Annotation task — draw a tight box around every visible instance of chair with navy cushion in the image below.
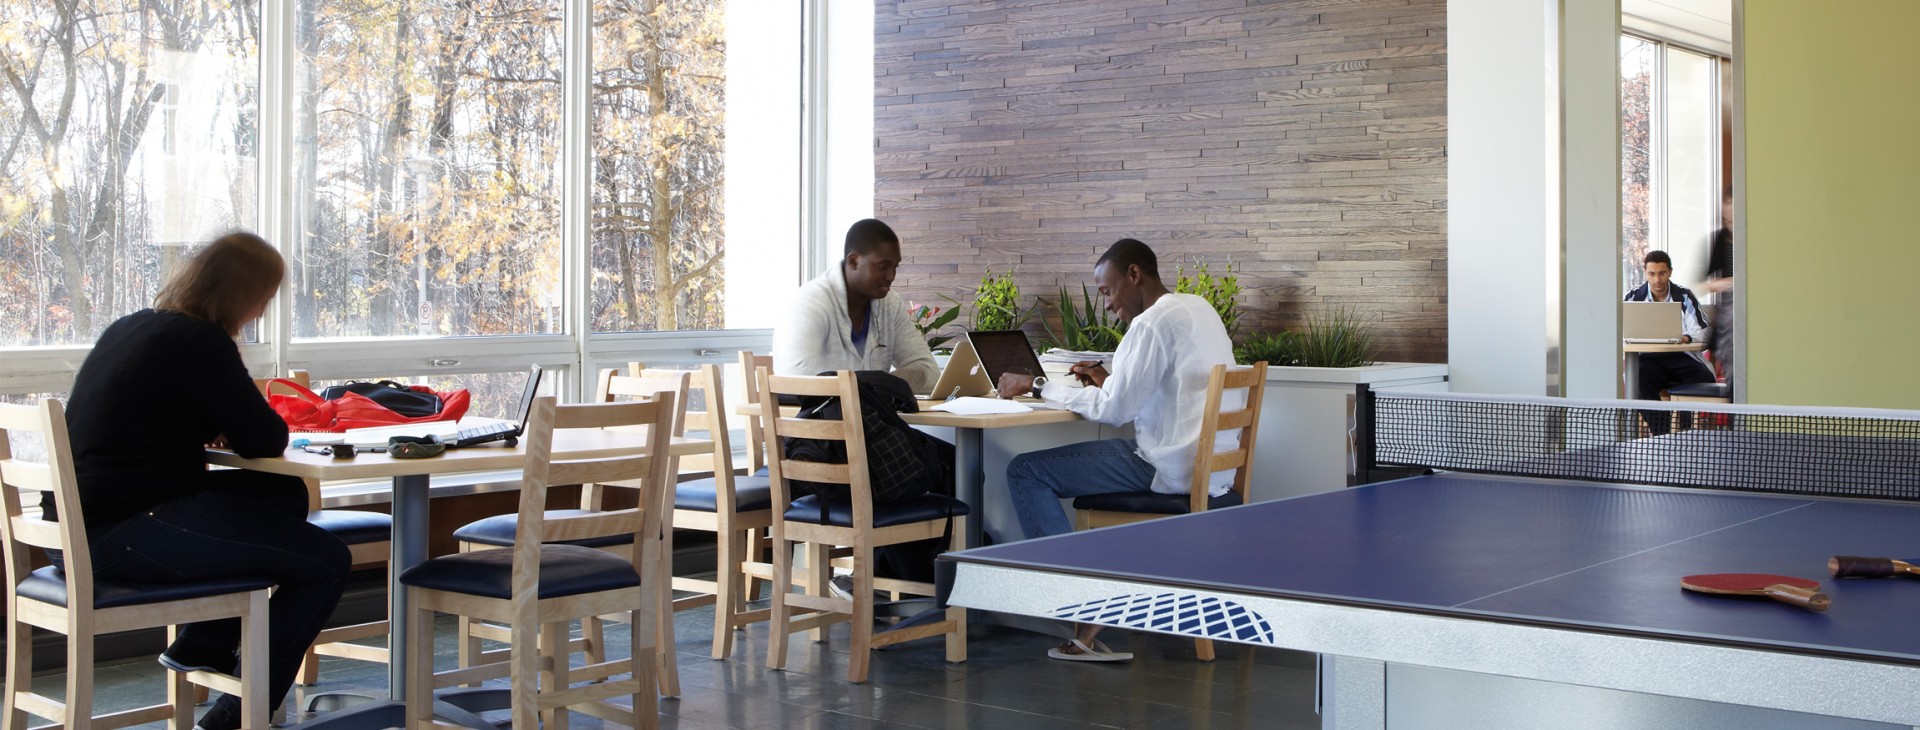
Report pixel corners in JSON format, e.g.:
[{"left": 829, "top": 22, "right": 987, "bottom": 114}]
[
  {"left": 1, "top": 400, "right": 272, "bottom": 730},
  {"left": 256, "top": 371, "right": 396, "bottom": 685},
  {"left": 643, "top": 363, "right": 777, "bottom": 660},
  {"left": 1071, "top": 361, "right": 1268, "bottom": 661},
  {"left": 758, "top": 369, "right": 968, "bottom": 683},
  {"left": 452, "top": 367, "right": 688, "bottom": 697},
  {"left": 400, "top": 394, "right": 674, "bottom": 729}
]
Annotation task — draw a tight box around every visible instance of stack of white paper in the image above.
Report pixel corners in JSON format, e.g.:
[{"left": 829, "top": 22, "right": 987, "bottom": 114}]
[{"left": 927, "top": 397, "right": 1033, "bottom": 416}]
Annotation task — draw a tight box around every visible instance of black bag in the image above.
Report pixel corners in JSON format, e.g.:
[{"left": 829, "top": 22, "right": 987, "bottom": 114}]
[
  {"left": 317, "top": 380, "right": 443, "bottom": 418},
  {"left": 782, "top": 370, "right": 950, "bottom": 506}
]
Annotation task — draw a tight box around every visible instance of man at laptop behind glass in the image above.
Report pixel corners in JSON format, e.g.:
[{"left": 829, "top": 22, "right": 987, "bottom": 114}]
[
  {"left": 1625, "top": 250, "right": 1717, "bottom": 429},
  {"left": 992, "top": 238, "right": 1239, "bottom": 662},
  {"left": 775, "top": 219, "right": 938, "bottom": 393}
]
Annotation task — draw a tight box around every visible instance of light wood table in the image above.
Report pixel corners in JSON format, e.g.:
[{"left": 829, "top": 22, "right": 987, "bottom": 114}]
[
  {"left": 206, "top": 428, "right": 690, "bottom": 729},
  {"left": 1622, "top": 341, "right": 1708, "bottom": 399}
]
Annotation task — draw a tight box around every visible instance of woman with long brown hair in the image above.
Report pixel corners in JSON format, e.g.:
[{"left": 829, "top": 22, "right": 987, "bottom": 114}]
[{"left": 52, "top": 231, "right": 349, "bottom": 730}]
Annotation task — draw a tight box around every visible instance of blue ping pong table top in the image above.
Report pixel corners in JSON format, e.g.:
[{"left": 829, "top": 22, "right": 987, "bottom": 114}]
[{"left": 946, "top": 473, "right": 1920, "bottom": 665}]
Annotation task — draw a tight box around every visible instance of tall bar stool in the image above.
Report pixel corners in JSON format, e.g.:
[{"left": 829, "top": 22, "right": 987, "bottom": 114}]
[{"left": 2, "top": 400, "right": 272, "bottom": 730}]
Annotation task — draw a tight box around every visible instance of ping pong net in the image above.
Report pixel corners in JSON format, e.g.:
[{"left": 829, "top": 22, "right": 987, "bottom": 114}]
[{"left": 1355, "top": 389, "right": 1920, "bottom": 501}]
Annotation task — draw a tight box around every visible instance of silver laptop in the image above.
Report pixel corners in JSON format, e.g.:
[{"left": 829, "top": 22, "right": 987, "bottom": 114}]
[
  {"left": 1622, "top": 301, "right": 1684, "bottom": 343},
  {"left": 928, "top": 330, "right": 1047, "bottom": 400}
]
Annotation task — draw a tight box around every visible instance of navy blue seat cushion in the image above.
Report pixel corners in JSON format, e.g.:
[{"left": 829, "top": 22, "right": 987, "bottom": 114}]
[
  {"left": 1668, "top": 382, "right": 1730, "bottom": 399},
  {"left": 17, "top": 566, "right": 272, "bottom": 610},
  {"left": 397, "top": 544, "right": 640, "bottom": 600},
  {"left": 306, "top": 509, "right": 393, "bottom": 545},
  {"left": 452, "top": 510, "right": 634, "bottom": 549},
  {"left": 676, "top": 473, "right": 772, "bottom": 513},
  {"left": 1071, "top": 490, "right": 1244, "bottom": 515},
  {"left": 784, "top": 493, "right": 970, "bottom": 528}
]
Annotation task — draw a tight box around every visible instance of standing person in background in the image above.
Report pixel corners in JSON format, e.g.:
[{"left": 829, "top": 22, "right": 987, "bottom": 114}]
[
  {"left": 51, "top": 232, "right": 351, "bottom": 730},
  {"left": 1700, "top": 192, "right": 1736, "bottom": 385}
]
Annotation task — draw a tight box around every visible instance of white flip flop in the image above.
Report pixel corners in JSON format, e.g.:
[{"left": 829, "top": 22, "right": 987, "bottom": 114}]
[{"left": 1047, "top": 638, "right": 1132, "bottom": 662}]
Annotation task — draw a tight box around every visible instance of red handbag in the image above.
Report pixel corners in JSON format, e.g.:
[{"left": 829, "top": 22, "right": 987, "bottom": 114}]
[{"left": 266, "top": 379, "right": 471, "bottom": 433}]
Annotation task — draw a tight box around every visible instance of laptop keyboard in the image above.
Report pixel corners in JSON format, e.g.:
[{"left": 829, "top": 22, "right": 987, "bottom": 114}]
[{"left": 453, "top": 421, "right": 518, "bottom": 447}]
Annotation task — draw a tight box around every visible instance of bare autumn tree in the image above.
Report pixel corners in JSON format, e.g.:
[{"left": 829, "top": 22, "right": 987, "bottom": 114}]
[
  {"left": 1621, "top": 38, "right": 1654, "bottom": 291},
  {"left": 590, "top": 0, "right": 725, "bottom": 332},
  {"left": 292, "top": 0, "right": 561, "bottom": 338},
  {"left": 0, "top": 0, "right": 254, "bottom": 346}
]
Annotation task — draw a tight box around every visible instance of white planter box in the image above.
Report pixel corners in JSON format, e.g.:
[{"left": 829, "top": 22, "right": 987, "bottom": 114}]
[{"left": 1249, "top": 362, "right": 1448, "bottom": 502}]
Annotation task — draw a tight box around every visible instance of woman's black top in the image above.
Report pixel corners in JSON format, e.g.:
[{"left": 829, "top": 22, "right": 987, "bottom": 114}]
[{"left": 50, "top": 309, "right": 289, "bottom": 529}]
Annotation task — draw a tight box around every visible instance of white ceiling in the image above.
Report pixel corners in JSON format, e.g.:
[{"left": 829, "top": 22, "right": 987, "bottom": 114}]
[{"left": 1623, "top": 0, "right": 1733, "bottom": 55}]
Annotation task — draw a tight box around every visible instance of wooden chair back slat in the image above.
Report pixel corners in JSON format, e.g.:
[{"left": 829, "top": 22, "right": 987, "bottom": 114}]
[
  {"left": 737, "top": 352, "right": 774, "bottom": 474},
  {"left": 541, "top": 509, "right": 643, "bottom": 543},
  {"left": 770, "top": 417, "right": 846, "bottom": 441},
  {"left": 773, "top": 460, "right": 850, "bottom": 485}
]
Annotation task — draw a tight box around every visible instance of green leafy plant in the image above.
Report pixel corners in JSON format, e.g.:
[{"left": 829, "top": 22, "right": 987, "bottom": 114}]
[
  {"left": 1235, "top": 330, "right": 1298, "bottom": 367},
  {"left": 972, "top": 267, "right": 1023, "bottom": 332},
  {"left": 909, "top": 301, "right": 962, "bottom": 351},
  {"left": 1175, "top": 260, "right": 1242, "bottom": 339},
  {"left": 1043, "top": 283, "right": 1128, "bottom": 352},
  {"left": 1290, "top": 307, "right": 1380, "bottom": 368}
]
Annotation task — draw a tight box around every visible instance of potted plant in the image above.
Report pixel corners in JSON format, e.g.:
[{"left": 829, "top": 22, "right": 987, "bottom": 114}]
[{"left": 1238, "top": 307, "right": 1447, "bottom": 502}]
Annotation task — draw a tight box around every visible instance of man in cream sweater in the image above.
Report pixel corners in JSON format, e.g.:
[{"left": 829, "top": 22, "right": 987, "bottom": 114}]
[{"left": 774, "top": 219, "right": 938, "bottom": 393}]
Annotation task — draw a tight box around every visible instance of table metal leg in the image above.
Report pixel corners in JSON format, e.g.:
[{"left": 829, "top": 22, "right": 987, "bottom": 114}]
[
  {"left": 955, "top": 427, "right": 984, "bottom": 548},
  {"left": 389, "top": 473, "right": 430, "bottom": 698}
]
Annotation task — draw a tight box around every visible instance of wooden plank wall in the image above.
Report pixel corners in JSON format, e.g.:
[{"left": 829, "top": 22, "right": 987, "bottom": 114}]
[{"left": 875, "top": 0, "right": 1448, "bottom": 363}]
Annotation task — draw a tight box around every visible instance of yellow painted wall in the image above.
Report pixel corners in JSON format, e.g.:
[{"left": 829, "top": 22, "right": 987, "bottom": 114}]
[{"left": 1744, "top": 1, "right": 1920, "bottom": 407}]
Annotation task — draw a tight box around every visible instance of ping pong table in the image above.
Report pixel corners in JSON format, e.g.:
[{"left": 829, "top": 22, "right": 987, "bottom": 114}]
[{"left": 944, "top": 391, "right": 1920, "bottom": 729}]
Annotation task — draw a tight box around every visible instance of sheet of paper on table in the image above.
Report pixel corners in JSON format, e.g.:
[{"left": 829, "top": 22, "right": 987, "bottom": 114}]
[{"left": 928, "top": 397, "right": 1033, "bottom": 416}]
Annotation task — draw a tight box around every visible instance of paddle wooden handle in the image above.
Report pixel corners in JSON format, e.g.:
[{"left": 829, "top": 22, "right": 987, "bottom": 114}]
[
  {"left": 1830, "top": 555, "right": 1919, "bottom": 578},
  {"left": 1764, "top": 583, "right": 1832, "bottom": 611}
]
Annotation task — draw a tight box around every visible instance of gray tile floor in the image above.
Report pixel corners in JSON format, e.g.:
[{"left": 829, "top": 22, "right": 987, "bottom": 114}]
[{"left": 30, "top": 598, "right": 1320, "bottom": 729}]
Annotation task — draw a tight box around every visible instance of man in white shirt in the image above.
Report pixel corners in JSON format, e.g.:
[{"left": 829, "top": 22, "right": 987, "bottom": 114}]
[
  {"left": 994, "top": 238, "right": 1241, "bottom": 661},
  {"left": 775, "top": 219, "right": 938, "bottom": 393}
]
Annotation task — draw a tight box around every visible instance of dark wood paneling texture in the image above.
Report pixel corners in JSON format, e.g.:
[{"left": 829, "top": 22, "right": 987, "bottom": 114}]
[{"left": 875, "top": 0, "right": 1447, "bottom": 363}]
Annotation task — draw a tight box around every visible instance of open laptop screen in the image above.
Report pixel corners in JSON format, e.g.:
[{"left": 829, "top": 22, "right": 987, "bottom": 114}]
[
  {"left": 508, "top": 364, "right": 545, "bottom": 435},
  {"left": 966, "top": 330, "right": 1046, "bottom": 382}
]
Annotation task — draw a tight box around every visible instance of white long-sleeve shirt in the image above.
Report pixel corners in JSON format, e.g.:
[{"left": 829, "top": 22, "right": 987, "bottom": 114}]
[
  {"left": 1038, "top": 293, "right": 1243, "bottom": 496},
  {"left": 774, "top": 264, "right": 939, "bottom": 393}
]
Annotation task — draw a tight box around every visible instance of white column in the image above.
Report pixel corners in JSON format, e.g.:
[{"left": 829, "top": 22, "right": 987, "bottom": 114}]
[
  {"left": 1561, "top": 0, "right": 1624, "bottom": 399},
  {"left": 1446, "top": 0, "right": 1559, "bottom": 396}
]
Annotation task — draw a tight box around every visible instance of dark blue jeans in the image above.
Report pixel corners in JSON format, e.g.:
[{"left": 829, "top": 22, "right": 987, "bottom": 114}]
[
  {"left": 63, "top": 470, "right": 351, "bottom": 728},
  {"left": 1007, "top": 439, "right": 1158, "bottom": 539}
]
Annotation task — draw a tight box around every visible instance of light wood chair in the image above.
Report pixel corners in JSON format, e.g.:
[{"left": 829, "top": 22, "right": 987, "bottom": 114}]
[
  {"left": 400, "top": 395, "right": 674, "bottom": 730},
  {"left": 1, "top": 400, "right": 272, "bottom": 730},
  {"left": 737, "top": 351, "right": 774, "bottom": 476},
  {"left": 452, "top": 368, "right": 689, "bottom": 698},
  {"left": 255, "top": 370, "right": 395, "bottom": 685},
  {"left": 758, "top": 369, "right": 968, "bottom": 683},
  {"left": 1071, "top": 361, "right": 1269, "bottom": 661},
  {"left": 613, "top": 363, "right": 777, "bottom": 660}
]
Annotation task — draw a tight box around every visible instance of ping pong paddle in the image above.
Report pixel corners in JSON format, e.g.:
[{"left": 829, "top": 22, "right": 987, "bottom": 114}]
[
  {"left": 1829, "top": 556, "right": 1920, "bottom": 579},
  {"left": 1680, "top": 573, "right": 1831, "bottom": 611}
]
